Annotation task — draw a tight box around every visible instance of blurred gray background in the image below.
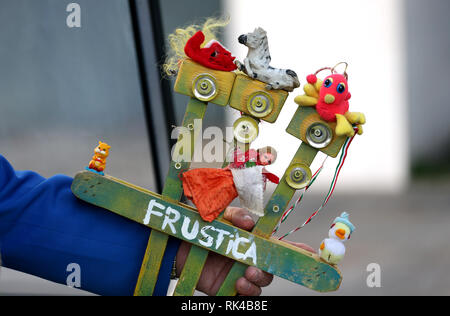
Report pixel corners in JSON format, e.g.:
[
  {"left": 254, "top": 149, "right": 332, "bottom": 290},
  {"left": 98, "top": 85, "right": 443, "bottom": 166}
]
[{"left": 0, "top": 0, "right": 449, "bottom": 295}]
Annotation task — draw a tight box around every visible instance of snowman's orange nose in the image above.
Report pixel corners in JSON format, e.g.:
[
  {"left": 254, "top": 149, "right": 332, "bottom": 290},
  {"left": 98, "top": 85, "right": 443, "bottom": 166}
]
[
  {"left": 335, "top": 228, "right": 346, "bottom": 240},
  {"left": 324, "top": 94, "right": 335, "bottom": 104}
]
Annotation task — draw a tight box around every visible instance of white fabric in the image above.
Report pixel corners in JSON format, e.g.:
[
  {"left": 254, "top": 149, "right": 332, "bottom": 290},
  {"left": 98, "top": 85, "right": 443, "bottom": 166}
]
[
  {"left": 323, "top": 238, "right": 346, "bottom": 256},
  {"left": 230, "top": 166, "right": 265, "bottom": 216}
]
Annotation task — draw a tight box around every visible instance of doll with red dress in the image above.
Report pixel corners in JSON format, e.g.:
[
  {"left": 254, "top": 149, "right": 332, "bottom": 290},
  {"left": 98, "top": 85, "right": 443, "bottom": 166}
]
[{"left": 182, "top": 146, "right": 279, "bottom": 222}]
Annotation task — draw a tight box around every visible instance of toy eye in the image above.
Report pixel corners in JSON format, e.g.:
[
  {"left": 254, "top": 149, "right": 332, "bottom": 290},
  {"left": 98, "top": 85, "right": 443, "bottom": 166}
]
[
  {"left": 324, "top": 78, "right": 333, "bottom": 88},
  {"left": 337, "top": 83, "right": 346, "bottom": 94},
  {"left": 330, "top": 223, "right": 335, "bottom": 229}
]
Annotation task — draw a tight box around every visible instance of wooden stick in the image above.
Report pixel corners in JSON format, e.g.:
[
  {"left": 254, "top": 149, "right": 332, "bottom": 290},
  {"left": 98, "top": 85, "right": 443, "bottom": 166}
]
[
  {"left": 172, "top": 139, "right": 249, "bottom": 295},
  {"left": 134, "top": 97, "right": 207, "bottom": 295}
]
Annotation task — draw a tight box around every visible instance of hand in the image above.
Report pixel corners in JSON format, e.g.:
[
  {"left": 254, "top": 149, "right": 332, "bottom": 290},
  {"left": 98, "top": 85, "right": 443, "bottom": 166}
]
[{"left": 175, "top": 207, "right": 315, "bottom": 296}]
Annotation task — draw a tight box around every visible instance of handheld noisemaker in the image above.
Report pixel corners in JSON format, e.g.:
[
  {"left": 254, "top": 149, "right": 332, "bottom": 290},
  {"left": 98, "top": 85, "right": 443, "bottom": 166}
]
[{"left": 71, "top": 18, "right": 366, "bottom": 295}]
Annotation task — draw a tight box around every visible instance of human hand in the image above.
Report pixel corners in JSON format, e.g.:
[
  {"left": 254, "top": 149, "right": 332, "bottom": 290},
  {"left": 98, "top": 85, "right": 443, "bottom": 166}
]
[{"left": 175, "top": 207, "right": 315, "bottom": 296}]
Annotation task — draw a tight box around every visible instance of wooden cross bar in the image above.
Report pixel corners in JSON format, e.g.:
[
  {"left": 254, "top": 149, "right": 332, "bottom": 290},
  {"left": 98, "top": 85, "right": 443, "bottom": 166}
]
[{"left": 71, "top": 171, "right": 342, "bottom": 292}]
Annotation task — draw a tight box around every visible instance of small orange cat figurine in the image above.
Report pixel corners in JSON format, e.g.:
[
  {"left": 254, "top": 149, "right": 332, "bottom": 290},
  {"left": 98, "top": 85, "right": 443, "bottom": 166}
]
[{"left": 87, "top": 141, "right": 111, "bottom": 175}]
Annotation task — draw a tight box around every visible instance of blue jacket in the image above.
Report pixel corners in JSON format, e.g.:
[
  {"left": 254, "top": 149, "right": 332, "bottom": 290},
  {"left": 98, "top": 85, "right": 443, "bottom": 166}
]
[{"left": 0, "top": 155, "right": 179, "bottom": 295}]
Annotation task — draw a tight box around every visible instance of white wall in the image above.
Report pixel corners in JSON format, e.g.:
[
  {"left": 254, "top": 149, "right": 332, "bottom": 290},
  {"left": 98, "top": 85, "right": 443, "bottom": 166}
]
[{"left": 224, "top": 0, "right": 409, "bottom": 193}]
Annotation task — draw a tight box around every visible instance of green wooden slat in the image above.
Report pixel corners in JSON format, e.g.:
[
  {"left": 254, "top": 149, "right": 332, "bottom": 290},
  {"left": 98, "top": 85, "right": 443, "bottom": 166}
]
[
  {"left": 172, "top": 143, "right": 239, "bottom": 295},
  {"left": 173, "top": 245, "right": 208, "bottom": 296},
  {"left": 286, "top": 106, "right": 346, "bottom": 158},
  {"left": 216, "top": 142, "right": 318, "bottom": 295},
  {"left": 134, "top": 97, "right": 207, "bottom": 296},
  {"left": 71, "top": 171, "right": 342, "bottom": 292},
  {"left": 134, "top": 232, "right": 169, "bottom": 296},
  {"left": 254, "top": 143, "right": 318, "bottom": 238}
]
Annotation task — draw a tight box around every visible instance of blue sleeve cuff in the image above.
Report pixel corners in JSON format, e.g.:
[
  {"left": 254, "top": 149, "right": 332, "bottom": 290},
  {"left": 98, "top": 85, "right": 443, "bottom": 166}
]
[{"left": 0, "top": 154, "right": 180, "bottom": 296}]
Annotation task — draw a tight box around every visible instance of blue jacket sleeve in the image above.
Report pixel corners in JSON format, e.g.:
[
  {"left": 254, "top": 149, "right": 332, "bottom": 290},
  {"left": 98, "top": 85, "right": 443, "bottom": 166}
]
[{"left": 0, "top": 155, "right": 180, "bottom": 296}]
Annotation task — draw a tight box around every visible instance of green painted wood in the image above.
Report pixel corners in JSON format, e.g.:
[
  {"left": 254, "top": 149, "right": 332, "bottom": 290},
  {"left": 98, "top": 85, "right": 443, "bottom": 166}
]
[
  {"left": 216, "top": 142, "right": 318, "bottom": 295},
  {"left": 173, "top": 59, "right": 236, "bottom": 106},
  {"left": 254, "top": 142, "right": 318, "bottom": 238},
  {"left": 172, "top": 144, "right": 237, "bottom": 295},
  {"left": 162, "top": 97, "right": 208, "bottom": 200},
  {"left": 71, "top": 171, "right": 342, "bottom": 292},
  {"left": 286, "top": 106, "right": 346, "bottom": 158},
  {"left": 134, "top": 97, "right": 207, "bottom": 295},
  {"left": 173, "top": 141, "right": 239, "bottom": 296},
  {"left": 215, "top": 262, "right": 246, "bottom": 296},
  {"left": 134, "top": 232, "right": 169, "bottom": 296},
  {"left": 173, "top": 245, "right": 208, "bottom": 296},
  {"left": 228, "top": 74, "right": 288, "bottom": 123}
]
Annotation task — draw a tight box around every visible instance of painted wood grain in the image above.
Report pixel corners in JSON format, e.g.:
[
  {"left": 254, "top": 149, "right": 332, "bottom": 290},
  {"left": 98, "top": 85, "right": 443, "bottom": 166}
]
[
  {"left": 174, "top": 59, "right": 236, "bottom": 106},
  {"left": 134, "top": 97, "right": 207, "bottom": 295},
  {"left": 228, "top": 74, "right": 288, "bottom": 123},
  {"left": 286, "top": 106, "right": 346, "bottom": 158}
]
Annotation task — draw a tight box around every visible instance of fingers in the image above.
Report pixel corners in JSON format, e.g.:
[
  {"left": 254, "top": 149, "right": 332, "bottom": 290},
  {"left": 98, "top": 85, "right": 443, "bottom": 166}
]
[
  {"left": 235, "top": 277, "right": 262, "bottom": 296},
  {"left": 245, "top": 266, "right": 273, "bottom": 287},
  {"left": 283, "top": 240, "right": 317, "bottom": 254},
  {"left": 223, "top": 207, "right": 255, "bottom": 231},
  {"left": 235, "top": 266, "right": 274, "bottom": 296}
]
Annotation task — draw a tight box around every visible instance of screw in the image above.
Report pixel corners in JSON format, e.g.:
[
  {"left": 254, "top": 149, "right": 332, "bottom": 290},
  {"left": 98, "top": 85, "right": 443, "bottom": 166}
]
[{"left": 314, "top": 128, "right": 322, "bottom": 137}]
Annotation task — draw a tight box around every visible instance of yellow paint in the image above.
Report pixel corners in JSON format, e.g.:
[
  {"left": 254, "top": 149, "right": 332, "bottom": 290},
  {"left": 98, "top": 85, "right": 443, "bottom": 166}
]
[
  {"left": 174, "top": 59, "right": 236, "bottom": 106},
  {"left": 229, "top": 74, "right": 288, "bottom": 123}
]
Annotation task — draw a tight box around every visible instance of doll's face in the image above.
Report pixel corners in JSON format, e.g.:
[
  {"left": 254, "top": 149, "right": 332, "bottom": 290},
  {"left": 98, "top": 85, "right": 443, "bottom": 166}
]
[{"left": 258, "top": 152, "right": 276, "bottom": 166}]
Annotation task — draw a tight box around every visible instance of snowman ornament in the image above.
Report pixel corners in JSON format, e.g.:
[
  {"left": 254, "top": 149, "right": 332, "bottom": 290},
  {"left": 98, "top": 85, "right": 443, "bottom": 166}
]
[{"left": 319, "top": 212, "right": 355, "bottom": 265}]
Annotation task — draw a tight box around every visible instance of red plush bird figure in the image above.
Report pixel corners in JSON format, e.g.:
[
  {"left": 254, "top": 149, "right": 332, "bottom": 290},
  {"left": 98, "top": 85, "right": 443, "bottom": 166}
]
[
  {"left": 315, "top": 73, "right": 350, "bottom": 122},
  {"left": 295, "top": 66, "right": 366, "bottom": 137},
  {"left": 184, "top": 30, "right": 237, "bottom": 72}
]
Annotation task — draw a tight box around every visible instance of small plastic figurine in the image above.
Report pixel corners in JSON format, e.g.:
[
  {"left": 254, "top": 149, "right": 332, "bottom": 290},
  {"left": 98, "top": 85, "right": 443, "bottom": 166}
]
[
  {"left": 182, "top": 146, "right": 279, "bottom": 222},
  {"left": 318, "top": 212, "right": 355, "bottom": 265},
  {"left": 295, "top": 64, "right": 366, "bottom": 137},
  {"left": 234, "top": 27, "right": 300, "bottom": 92},
  {"left": 86, "top": 141, "right": 111, "bottom": 175}
]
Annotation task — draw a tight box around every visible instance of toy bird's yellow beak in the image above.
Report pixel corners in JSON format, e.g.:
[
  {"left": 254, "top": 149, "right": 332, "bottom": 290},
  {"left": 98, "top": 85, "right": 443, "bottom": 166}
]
[{"left": 324, "top": 94, "right": 335, "bottom": 104}]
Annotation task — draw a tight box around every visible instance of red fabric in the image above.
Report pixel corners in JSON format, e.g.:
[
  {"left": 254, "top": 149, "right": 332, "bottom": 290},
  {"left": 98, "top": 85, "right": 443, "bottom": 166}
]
[
  {"left": 182, "top": 168, "right": 238, "bottom": 222},
  {"left": 307, "top": 74, "right": 317, "bottom": 84},
  {"left": 316, "top": 73, "right": 351, "bottom": 122},
  {"left": 184, "top": 31, "right": 237, "bottom": 72},
  {"left": 263, "top": 172, "right": 279, "bottom": 184},
  {"left": 229, "top": 149, "right": 258, "bottom": 169}
]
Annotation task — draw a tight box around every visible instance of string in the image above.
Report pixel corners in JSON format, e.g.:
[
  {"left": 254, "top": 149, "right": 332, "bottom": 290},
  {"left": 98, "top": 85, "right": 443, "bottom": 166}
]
[
  {"left": 271, "top": 156, "right": 328, "bottom": 235},
  {"left": 278, "top": 127, "right": 358, "bottom": 240}
]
